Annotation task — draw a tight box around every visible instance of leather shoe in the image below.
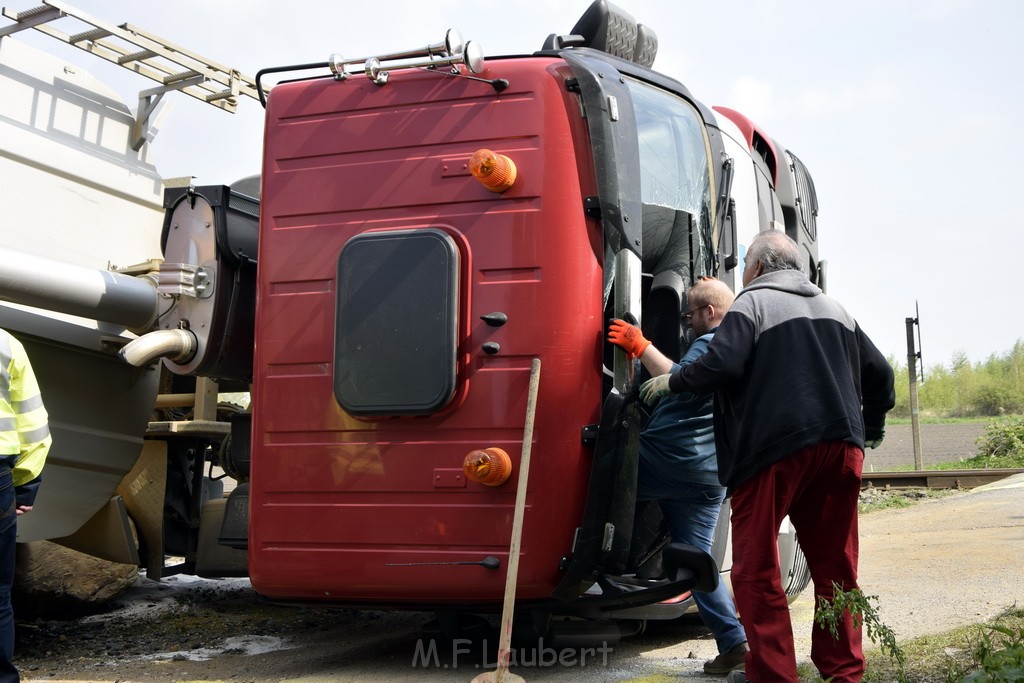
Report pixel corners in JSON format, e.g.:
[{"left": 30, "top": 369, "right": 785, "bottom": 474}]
[{"left": 704, "top": 641, "right": 749, "bottom": 674}]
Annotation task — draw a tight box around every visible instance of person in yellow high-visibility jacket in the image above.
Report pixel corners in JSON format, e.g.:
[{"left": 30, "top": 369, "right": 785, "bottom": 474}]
[{"left": 0, "top": 329, "right": 51, "bottom": 683}]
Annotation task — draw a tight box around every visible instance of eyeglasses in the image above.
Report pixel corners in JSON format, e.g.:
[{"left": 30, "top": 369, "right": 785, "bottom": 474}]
[{"left": 683, "top": 304, "right": 708, "bottom": 320}]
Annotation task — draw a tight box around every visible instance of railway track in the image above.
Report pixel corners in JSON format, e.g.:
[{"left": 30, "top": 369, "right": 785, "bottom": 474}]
[{"left": 861, "top": 468, "right": 1024, "bottom": 490}]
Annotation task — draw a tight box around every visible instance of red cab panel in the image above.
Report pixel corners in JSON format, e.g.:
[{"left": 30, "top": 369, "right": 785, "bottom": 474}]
[{"left": 250, "top": 58, "right": 603, "bottom": 604}]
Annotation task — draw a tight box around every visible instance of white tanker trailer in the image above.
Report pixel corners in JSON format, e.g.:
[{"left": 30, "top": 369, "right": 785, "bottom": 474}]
[{"left": 0, "top": 3, "right": 258, "bottom": 587}]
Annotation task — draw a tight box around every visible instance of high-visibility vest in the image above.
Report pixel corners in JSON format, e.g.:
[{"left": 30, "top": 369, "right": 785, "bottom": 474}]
[{"left": 0, "top": 329, "right": 51, "bottom": 486}]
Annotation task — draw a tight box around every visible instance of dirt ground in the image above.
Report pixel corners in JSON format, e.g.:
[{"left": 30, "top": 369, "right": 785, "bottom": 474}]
[
  {"left": 863, "top": 421, "right": 987, "bottom": 471},
  {"left": 12, "top": 473, "right": 1024, "bottom": 682}
]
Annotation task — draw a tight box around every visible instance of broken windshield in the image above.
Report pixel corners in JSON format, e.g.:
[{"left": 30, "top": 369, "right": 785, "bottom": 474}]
[{"left": 625, "top": 79, "right": 711, "bottom": 222}]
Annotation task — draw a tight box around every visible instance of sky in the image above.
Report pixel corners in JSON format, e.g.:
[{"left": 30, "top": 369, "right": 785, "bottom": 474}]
[{"left": 4, "top": 0, "right": 1022, "bottom": 367}]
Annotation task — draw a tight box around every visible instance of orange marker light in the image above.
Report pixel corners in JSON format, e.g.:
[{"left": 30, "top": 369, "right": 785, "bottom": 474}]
[
  {"left": 469, "top": 149, "right": 517, "bottom": 192},
  {"left": 463, "top": 447, "right": 513, "bottom": 486}
]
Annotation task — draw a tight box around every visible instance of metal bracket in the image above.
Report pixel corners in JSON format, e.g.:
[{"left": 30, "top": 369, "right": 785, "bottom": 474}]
[{"left": 132, "top": 75, "right": 205, "bottom": 150}]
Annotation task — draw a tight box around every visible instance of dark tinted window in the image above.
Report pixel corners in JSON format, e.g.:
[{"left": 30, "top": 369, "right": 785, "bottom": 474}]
[{"left": 334, "top": 229, "right": 459, "bottom": 415}]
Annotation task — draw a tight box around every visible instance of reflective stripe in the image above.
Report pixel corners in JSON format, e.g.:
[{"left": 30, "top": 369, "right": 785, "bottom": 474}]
[
  {"left": 0, "top": 331, "right": 50, "bottom": 486},
  {"left": 0, "top": 332, "right": 10, "bottom": 403},
  {"left": 12, "top": 393, "right": 44, "bottom": 413},
  {"left": 19, "top": 424, "right": 50, "bottom": 444}
]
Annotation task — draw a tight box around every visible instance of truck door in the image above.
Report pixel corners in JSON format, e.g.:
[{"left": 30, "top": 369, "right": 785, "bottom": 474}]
[{"left": 552, "top": 51, "right": 721, "bottom": 606}]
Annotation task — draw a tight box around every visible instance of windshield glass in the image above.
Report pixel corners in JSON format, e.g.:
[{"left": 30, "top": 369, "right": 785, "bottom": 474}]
[{"left": 626, "top": 79, "right": 711, "bottom": 220}]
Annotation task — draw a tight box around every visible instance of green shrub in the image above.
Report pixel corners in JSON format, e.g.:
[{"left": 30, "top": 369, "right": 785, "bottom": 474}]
[
  {"left": 970, "top": 383, "right": 1023, "bottom": 417},
  {"left": 815, "top": 583, "right": 907, "bottom": 683},
  {"left": 974, "top": 418, "right": 1024, "bottom": 460},
  {"left": 888, "top": 340, "right": 1024, "bottom": 419},
  {"left": 959, "top": 623, "right": 1024, "bottom": 682}
]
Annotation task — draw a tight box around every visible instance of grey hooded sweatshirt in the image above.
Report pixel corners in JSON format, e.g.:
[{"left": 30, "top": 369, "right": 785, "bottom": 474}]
[{"left": 668, "top": 269, "right": 895, "bottom": 490}]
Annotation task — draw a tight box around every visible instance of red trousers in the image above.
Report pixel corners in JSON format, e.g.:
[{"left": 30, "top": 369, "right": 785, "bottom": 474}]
[{"left": 730, "top": 441, "right": 865, "bottom": 682}]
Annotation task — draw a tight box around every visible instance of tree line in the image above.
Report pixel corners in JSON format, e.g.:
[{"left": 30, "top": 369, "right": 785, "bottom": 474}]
[{"left": 888, "top": 340, "right": 1024, "bottom": 419}]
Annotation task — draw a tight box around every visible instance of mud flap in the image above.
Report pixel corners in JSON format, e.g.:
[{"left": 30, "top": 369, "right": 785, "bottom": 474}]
[
  {"left": 196, "top": 497, "right": 248, "bottom": 577},
  {"left": 116, "top": 439, "right": 168, "bottom": 577},
  {"left": 50, "top": 496, "right": 139, "bottom": 566}
]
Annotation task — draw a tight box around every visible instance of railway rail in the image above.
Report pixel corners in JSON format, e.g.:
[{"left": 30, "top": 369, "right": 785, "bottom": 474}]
[{"left": 861, "top": 468, "right": 1024, "bottom": 490}]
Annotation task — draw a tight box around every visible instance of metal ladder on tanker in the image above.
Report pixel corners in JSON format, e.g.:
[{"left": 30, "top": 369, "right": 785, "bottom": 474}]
[{"left": 0, "top": 0, "right": 259, "bottom": 149}]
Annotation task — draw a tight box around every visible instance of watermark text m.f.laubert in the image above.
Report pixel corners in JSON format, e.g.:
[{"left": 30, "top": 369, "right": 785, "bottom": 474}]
[{"left": 411, "top": 637, "right": 613, "bottom": 669}]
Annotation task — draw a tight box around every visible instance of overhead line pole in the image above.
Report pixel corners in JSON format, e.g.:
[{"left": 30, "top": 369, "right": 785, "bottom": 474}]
[{"left": 906, "top": 316, "right": 924, "bottom": 470}]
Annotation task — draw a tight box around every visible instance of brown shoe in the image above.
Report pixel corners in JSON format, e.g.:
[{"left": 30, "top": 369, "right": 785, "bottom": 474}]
[{"left": 704, "top": 641, "right": 749, "bottom": 675}]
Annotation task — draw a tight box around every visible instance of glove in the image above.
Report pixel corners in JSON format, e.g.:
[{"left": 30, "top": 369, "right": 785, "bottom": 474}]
[
  {"left": 864, "top": 427, "right": 884, "bottom": 450},
  {"left": 639, "top": 374, "right": 673, "bottom": 405},
  {"left": 607, "top": 319, "right": 651, "bottom": 358}
]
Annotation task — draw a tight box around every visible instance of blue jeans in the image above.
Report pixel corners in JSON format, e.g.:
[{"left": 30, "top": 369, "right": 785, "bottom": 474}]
[
  {"left": 0, "top": 468, "right": 17, "bottom": 682},
  {"left": 638, "top": 465, "right": 746, "bottom": 654}
]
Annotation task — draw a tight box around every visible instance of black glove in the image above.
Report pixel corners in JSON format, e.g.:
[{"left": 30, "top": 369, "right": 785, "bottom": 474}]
[{"left": 864, "top": 426, "right": 884, "bottom": 450}]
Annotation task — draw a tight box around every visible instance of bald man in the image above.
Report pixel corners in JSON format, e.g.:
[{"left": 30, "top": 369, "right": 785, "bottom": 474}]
[{"left": 608, "top": 277, "right": 747, "bottom": 676}]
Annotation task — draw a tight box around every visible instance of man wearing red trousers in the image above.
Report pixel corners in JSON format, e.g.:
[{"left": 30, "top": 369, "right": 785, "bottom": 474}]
[{"left": 640, "top": 230, "right": 895, "bottom": 682}]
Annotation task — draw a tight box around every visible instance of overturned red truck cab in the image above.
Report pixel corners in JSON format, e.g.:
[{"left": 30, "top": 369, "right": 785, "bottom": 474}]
[{"left": 137, "top": 0, "right": 822, "bottom": 635}]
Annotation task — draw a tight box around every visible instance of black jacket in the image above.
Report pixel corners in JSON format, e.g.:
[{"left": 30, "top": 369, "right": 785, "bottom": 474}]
[{"left": 669, "top": 270, "right": 895, "bottom": 490}]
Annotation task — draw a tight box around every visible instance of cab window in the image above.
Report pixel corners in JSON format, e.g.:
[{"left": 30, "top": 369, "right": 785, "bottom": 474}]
[{"left": 626, "top": 80, "right": 712, "bottom": 230}]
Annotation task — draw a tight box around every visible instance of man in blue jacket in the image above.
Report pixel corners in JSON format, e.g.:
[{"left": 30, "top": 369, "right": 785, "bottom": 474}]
[
  {"left": 641, "top": 231, "right": 894, "bottom": 683},
  {"left": 608, "top": 277, "right": 747, "bottom": 676}
]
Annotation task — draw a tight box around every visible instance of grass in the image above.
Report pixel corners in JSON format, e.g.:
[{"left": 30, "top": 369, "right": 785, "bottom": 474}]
[
  {"left": 860, "top": 607, "right": 1024, "bottom": 682},
  {"left": 816, "top": 584, "right": 908, "bottom": 682},
  {"left": 795, "top": 607, "right": 1024, "bottom": 681},
  {"left": 886, "top": 416, "right": 1000, "bottom": 426},
  {"left": 927, "top": 452, "right": 1024, "bottom": 470},
  {"left": 858, "top": 488, "right": 960, "bottom": 515},
  {"left": 883, "top": 451, "right": 1024, "bottom": 473}
]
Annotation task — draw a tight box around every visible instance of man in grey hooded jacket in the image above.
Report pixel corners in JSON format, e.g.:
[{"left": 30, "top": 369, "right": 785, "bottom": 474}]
[{"left": 640, "top": 230, "right": 895, "bottom": 683}]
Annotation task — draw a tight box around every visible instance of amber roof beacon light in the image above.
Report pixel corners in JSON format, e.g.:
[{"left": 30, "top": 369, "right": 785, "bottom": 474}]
[
  {"left": 469, "top": 149, "right": 517, "bottom": 192},
  {"left": 463, "top": 447, "right": 513, "bottom": 486}
]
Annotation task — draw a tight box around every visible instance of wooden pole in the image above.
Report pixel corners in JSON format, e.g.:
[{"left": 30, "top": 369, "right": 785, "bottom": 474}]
[{"left": 473, "top": 358, "right": 541, "bottom": 683}]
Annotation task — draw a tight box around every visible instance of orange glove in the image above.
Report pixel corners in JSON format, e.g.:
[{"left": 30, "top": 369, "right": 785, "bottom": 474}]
[{"left": 607, "top": 319, "right": 652, "bottom": 357}]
